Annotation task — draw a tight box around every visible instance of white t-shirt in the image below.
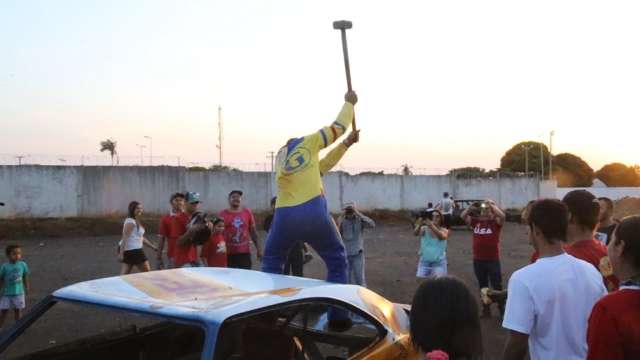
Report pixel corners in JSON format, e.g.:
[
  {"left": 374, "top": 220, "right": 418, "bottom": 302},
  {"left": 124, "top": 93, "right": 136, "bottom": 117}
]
[
  {"left": 121, "top": 218, "right": 145, "bottom": 251},
  {"left": 439, "top": 198, "right": 454, "bottom": 215},
  {"left": 502, "top": 253, "right": 607, "bottom": 360}
]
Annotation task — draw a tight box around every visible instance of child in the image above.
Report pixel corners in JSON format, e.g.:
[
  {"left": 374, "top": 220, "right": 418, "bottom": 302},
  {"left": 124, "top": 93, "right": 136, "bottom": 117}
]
[
  {"left": 410, "top": 276, "right": 483, "bottom": 360},
  {"left": 0, "top": 245, "right": 30, "bottom": 328},
  {"left": 587, "top": 215, "right": 640, "bottom": 359},
  {"left": 201, "top": 218, "right": 228, "bottom": 267}
]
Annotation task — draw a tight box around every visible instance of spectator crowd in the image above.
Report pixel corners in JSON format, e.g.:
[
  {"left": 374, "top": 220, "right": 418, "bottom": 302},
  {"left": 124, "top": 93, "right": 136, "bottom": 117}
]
[{"left": 2, "top": 187, "right": 638, "bottom": 359}]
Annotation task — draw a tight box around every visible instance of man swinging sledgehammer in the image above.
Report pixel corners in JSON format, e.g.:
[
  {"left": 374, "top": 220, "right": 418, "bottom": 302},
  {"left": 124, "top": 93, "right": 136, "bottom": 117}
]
[{"left": 261, "top": 91, "right": 359, "bottom": 286}]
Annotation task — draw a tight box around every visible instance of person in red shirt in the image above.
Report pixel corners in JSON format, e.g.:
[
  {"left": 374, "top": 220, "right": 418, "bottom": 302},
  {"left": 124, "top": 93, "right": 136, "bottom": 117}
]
[
  {"left": 158, "top": 192, "right": 186, "bottom": 269},
  {"left": 587, "top": 215, "right": 640, "bottom": 360},
  {"left": 174, "top": 192, "right": 200, "bottom": 268},
  {"left": 219, "top": 190, "right": 261, "bottom": 270},
  {"left": 201, "top": 217, "right": 227, "bottom": 267},
  {"left": 461, "top": 199, "right": 506, "bottom": 317},
  {"left": 563, "top": 190, "right": 619, "bottom": 291}
]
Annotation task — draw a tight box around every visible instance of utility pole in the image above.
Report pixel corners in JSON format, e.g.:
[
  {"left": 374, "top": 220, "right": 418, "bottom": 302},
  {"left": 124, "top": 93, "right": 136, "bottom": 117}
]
[
  {"left": 521, "top": 144, "right": 533, "bottom": 176},
  {"left": 144, "top": 136, "right": 153, "bottom": 165},
  {"left": 216, "top": 106, "right": 223, "bottom": 166},
  {"left": 267, "top": 151, "right": 275, "bottom": 173},
  {"left": 136, "top": 144, "right": 146, "bottom": 166},
  {"left": 16, "top": 155, "right": 24, "bottom": 165},
  {"left": 549, "top": 130, "right": 555, "bottom": 180},
  {"left": 539, "top": 142, "right": 545, "bottom": 179}
]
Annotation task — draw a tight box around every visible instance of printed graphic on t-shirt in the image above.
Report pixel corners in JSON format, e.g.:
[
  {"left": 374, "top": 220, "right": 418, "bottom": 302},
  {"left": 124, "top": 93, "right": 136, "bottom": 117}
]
[
  {"left": 231, "top": 217, "right": 244, "bottom": 244},
  {"left": 9, "top": 269, "right": 22, "bottom": 284},
  {"left": 474, "top": 224, "right": 494, "bottom": 235},
  {"left": 217, "top": 241, "right": 227, "bottom": 254},
  {"left": 595, "top": 232, "right": 608, "bottom": 244}
]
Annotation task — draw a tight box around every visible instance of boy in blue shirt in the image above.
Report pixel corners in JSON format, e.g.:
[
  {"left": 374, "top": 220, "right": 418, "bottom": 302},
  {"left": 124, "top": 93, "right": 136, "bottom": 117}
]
[{"left": 0, "top": 245, "right": 30, "bottom": 327}]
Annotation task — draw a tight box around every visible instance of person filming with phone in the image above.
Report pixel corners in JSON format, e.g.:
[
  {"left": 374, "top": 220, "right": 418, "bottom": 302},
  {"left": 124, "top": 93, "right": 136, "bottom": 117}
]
[{"left": 461, "top": 199, "right": 507, "bottom": 318}]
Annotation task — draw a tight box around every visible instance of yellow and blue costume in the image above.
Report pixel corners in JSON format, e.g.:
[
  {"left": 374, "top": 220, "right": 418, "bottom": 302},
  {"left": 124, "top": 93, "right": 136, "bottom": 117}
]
[{"left": 261, "top": 102, "right": 353, "bottom": 284}]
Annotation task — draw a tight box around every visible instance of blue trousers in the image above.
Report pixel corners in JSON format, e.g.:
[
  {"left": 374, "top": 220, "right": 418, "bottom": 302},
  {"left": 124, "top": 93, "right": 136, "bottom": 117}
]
[{"left": 262, "top": 195, "right": 348, "bottom": 285}]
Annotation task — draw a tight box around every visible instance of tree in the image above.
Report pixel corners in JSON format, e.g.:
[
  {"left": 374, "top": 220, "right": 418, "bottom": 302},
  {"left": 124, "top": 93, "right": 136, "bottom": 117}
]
[
  {"left": 595, "top": 163, "right": 640, "bottom": 187},
  {"left": 500, "top": 141, "right": 550, "bottom": 175},
  {"left": 99, "top": 139, "right": 118, "bottom": 166},
  {"left": 449, "top": 167, "right": 487, "bottom": 178},
  {"left": 357, "top": 171, "right": 384, "bottom": 176},
  {"left": 208, "top": 165, "right": 242, "bottom": 172},
  {"left": 401, "top": 164, "right": 413, "bottom": 176},
  {"left": 552, "top": 153, "right": 594, "bottom": 187}
]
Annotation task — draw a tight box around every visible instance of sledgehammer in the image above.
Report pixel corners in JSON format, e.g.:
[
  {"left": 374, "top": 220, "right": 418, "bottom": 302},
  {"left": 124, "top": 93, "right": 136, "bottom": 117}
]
[{"left": 333, "top": 20, "right": 357, "bottom": 131}]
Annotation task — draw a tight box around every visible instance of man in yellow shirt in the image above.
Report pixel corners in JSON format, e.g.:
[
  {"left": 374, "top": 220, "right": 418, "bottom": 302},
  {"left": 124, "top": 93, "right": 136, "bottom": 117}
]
[{"left": 261, "top": 91, "right": 358, "bottom": 286}]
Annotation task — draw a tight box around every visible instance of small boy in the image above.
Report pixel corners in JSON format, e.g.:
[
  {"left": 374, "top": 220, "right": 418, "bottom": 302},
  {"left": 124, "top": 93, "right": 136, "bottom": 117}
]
[
  {"left": 201, "top": 218, "right": 227, "bottom": 267},
  {"left": 0, "top": 245, "right": 30, "bottom": 327}
]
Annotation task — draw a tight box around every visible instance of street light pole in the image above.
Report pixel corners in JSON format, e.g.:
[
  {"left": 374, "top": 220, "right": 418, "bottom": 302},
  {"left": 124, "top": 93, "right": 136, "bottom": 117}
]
[
  {"left": 521, "top": 144, "right": 533, "bottom": 176},
  {"left": 267, "top": 151, "right": 275, "bottom": 173},
  {"left": 144, "top": 136, "right": 153, "bottom": 166},
  {"left": 136, "top": 144, "right": 146, "bottom": 166}
]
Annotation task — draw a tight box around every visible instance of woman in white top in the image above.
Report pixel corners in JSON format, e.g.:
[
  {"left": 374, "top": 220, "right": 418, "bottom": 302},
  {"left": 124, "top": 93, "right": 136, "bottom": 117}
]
[{"left": 118, "top": 201, "right": 156, "bottom": 274}]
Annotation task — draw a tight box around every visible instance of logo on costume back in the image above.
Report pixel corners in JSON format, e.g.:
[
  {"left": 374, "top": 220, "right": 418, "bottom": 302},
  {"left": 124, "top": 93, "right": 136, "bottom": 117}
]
[{"left": 283, "top": 147, "right": 311, "bottom": 174}]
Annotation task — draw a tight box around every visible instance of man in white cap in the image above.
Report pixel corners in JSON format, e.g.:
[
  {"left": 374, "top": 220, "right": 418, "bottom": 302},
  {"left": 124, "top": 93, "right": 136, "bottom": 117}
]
[{"left": 337, "top": 201, "right": 376, "bottom": 287}]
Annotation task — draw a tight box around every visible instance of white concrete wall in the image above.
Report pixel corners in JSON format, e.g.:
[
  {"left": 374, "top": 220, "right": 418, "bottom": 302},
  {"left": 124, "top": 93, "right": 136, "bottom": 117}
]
[
  {"left": 556, "top": 187, "right": 640, "bottom": 201},
  {"left": 0, "top": 166, "right": 549, "bottom": 218}
]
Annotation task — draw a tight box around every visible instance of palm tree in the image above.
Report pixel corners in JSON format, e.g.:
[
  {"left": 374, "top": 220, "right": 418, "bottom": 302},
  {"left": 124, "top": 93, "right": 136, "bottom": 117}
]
[
  {"left": 401, "top": 164, "right": 413, "bottom": 176},
  {"left": 100, "top": 139, "right": 118, "bottom": 166}
]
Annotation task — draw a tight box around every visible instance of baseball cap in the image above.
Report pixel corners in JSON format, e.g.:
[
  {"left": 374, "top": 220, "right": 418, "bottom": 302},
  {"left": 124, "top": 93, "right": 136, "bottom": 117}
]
[
  {"left": 343, "top": 201, "right": 356, "bottom": 210},
  {"left": 185, "top": 192, "right": 201, "bottom": 204},
  {"left": 170, "top": 192, "right": 185, "bottom": 202},
  {"left": 228, "top": 190, "right": 243, "bottom": 198}
]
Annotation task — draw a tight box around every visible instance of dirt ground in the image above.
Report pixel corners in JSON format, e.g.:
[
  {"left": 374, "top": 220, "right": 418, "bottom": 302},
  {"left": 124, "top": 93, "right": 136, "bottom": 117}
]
[{"left": 4, "top": 222, "right": 532, "bottom": 359}]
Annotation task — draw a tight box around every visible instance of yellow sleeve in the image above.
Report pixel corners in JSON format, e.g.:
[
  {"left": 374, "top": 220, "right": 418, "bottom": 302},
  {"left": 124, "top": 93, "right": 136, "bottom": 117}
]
[
  {"left": 319, "top": 143, "right": 348, "bottom": 175},
  {"left": 306, "top": 102, "right": 354, "bottom": 152}
]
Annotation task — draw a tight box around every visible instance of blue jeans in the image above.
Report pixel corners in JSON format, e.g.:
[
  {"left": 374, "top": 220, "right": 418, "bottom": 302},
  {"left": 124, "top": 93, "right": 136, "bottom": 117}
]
[
  {"left": 262, "top": 195, "right": 348, "bottom": 285},
  {"left": 347, "top": 251, "right": 366, "bottom": 286},
  {"left": 416, "top": 258, "right": 447, "bottom": 278}
]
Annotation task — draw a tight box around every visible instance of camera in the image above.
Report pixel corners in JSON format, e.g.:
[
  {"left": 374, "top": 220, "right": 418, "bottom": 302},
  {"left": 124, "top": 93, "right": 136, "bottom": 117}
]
[
  {"left": 419, "top": 209, "right": 434, "bottom": 221},
  {"left": 188, "top": 211, "right": 213, "bottom": 245},
  {"left": 345, "top": 207, "right": 355, "bottom": 215}
]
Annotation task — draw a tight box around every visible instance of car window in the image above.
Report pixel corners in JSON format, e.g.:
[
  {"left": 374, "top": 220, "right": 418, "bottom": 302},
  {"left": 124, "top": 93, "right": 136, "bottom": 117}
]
[
  {"left": 214, "top": 302, "right": 383, "bottom": 360},
  {"left": 2, "top": 300, "right": 205, "bottom": 360}
]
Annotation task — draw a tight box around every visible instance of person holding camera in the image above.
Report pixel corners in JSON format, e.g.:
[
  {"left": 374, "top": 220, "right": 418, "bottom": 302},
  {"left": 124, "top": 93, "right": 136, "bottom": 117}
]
[
  {"left": 413, "top": 209, "right": 449, "bottom": 278},
  {"left": 337, "top": 201, "right": 375, "bottom": 286},
  {"left": 461, "top": 199, "right": 506, "bottom": 317},
  {"left": 174, "top": 192, "right": 203, "bottom": 268}
]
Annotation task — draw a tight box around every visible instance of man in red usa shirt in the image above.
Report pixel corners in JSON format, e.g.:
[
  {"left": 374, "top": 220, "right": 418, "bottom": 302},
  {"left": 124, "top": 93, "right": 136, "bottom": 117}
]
[{"left": 461, "top": 199, "right": 506, "bottom": 318}]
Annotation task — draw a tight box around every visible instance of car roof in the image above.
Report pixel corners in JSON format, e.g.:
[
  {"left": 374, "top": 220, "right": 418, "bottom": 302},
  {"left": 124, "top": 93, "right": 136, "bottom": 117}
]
[{"left": 53, "top": 268, "right": 406, "bottom": 333}]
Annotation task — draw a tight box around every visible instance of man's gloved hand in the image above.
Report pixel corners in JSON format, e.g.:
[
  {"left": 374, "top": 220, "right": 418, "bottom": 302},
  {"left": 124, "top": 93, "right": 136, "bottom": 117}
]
[{"left": 344, "top": 91, "right": 358, "bottom": 105}]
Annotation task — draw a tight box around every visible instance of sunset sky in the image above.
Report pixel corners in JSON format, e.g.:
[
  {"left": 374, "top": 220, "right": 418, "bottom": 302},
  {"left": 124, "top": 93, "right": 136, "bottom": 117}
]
[{"left": 1, "top": 0, "right": 639, "bottom": 173}]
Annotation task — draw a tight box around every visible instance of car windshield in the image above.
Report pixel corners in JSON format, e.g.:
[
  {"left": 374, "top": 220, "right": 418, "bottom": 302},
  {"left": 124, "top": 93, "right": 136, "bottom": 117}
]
[
  {"left": 214, "top": 301, "right": 384, "bottom": 360},
  {"left": 1, "top": 299, "right": 205, "bottom": 360}
]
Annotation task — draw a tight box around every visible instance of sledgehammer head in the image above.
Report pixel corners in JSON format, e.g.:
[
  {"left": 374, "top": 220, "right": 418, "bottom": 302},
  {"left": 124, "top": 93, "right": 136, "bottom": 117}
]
[{"left": 333, "top": 20, "right": 352, "bottom": 30}]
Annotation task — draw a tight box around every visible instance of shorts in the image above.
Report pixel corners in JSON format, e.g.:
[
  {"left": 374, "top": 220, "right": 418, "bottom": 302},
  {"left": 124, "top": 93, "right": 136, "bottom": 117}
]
[
  {"left": 123, "top": 248, "right": 148, "bottom": 266},
  {"left": 416, "top": 259, "right": 447, "bottom": 278},
  {"left": 228, "top": 253, "right": 252, "bottom": 270},
  {"left": 0, "top": 295, "right": 26, "bottom": 310}
]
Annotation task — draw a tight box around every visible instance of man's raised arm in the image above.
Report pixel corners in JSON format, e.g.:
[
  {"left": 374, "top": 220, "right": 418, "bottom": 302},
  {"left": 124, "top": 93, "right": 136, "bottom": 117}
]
[
  {"left": 307, "top": 91, "right": 357, "bottom": 152},
  {"left": 319, "top": 130, "right": 359, "bottom": 175}
]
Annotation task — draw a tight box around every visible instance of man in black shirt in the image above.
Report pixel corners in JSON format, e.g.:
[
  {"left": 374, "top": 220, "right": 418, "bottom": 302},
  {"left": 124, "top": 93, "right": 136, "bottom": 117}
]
[{"left": 596, "top": 197, "right": 616, "bottom": 245}]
